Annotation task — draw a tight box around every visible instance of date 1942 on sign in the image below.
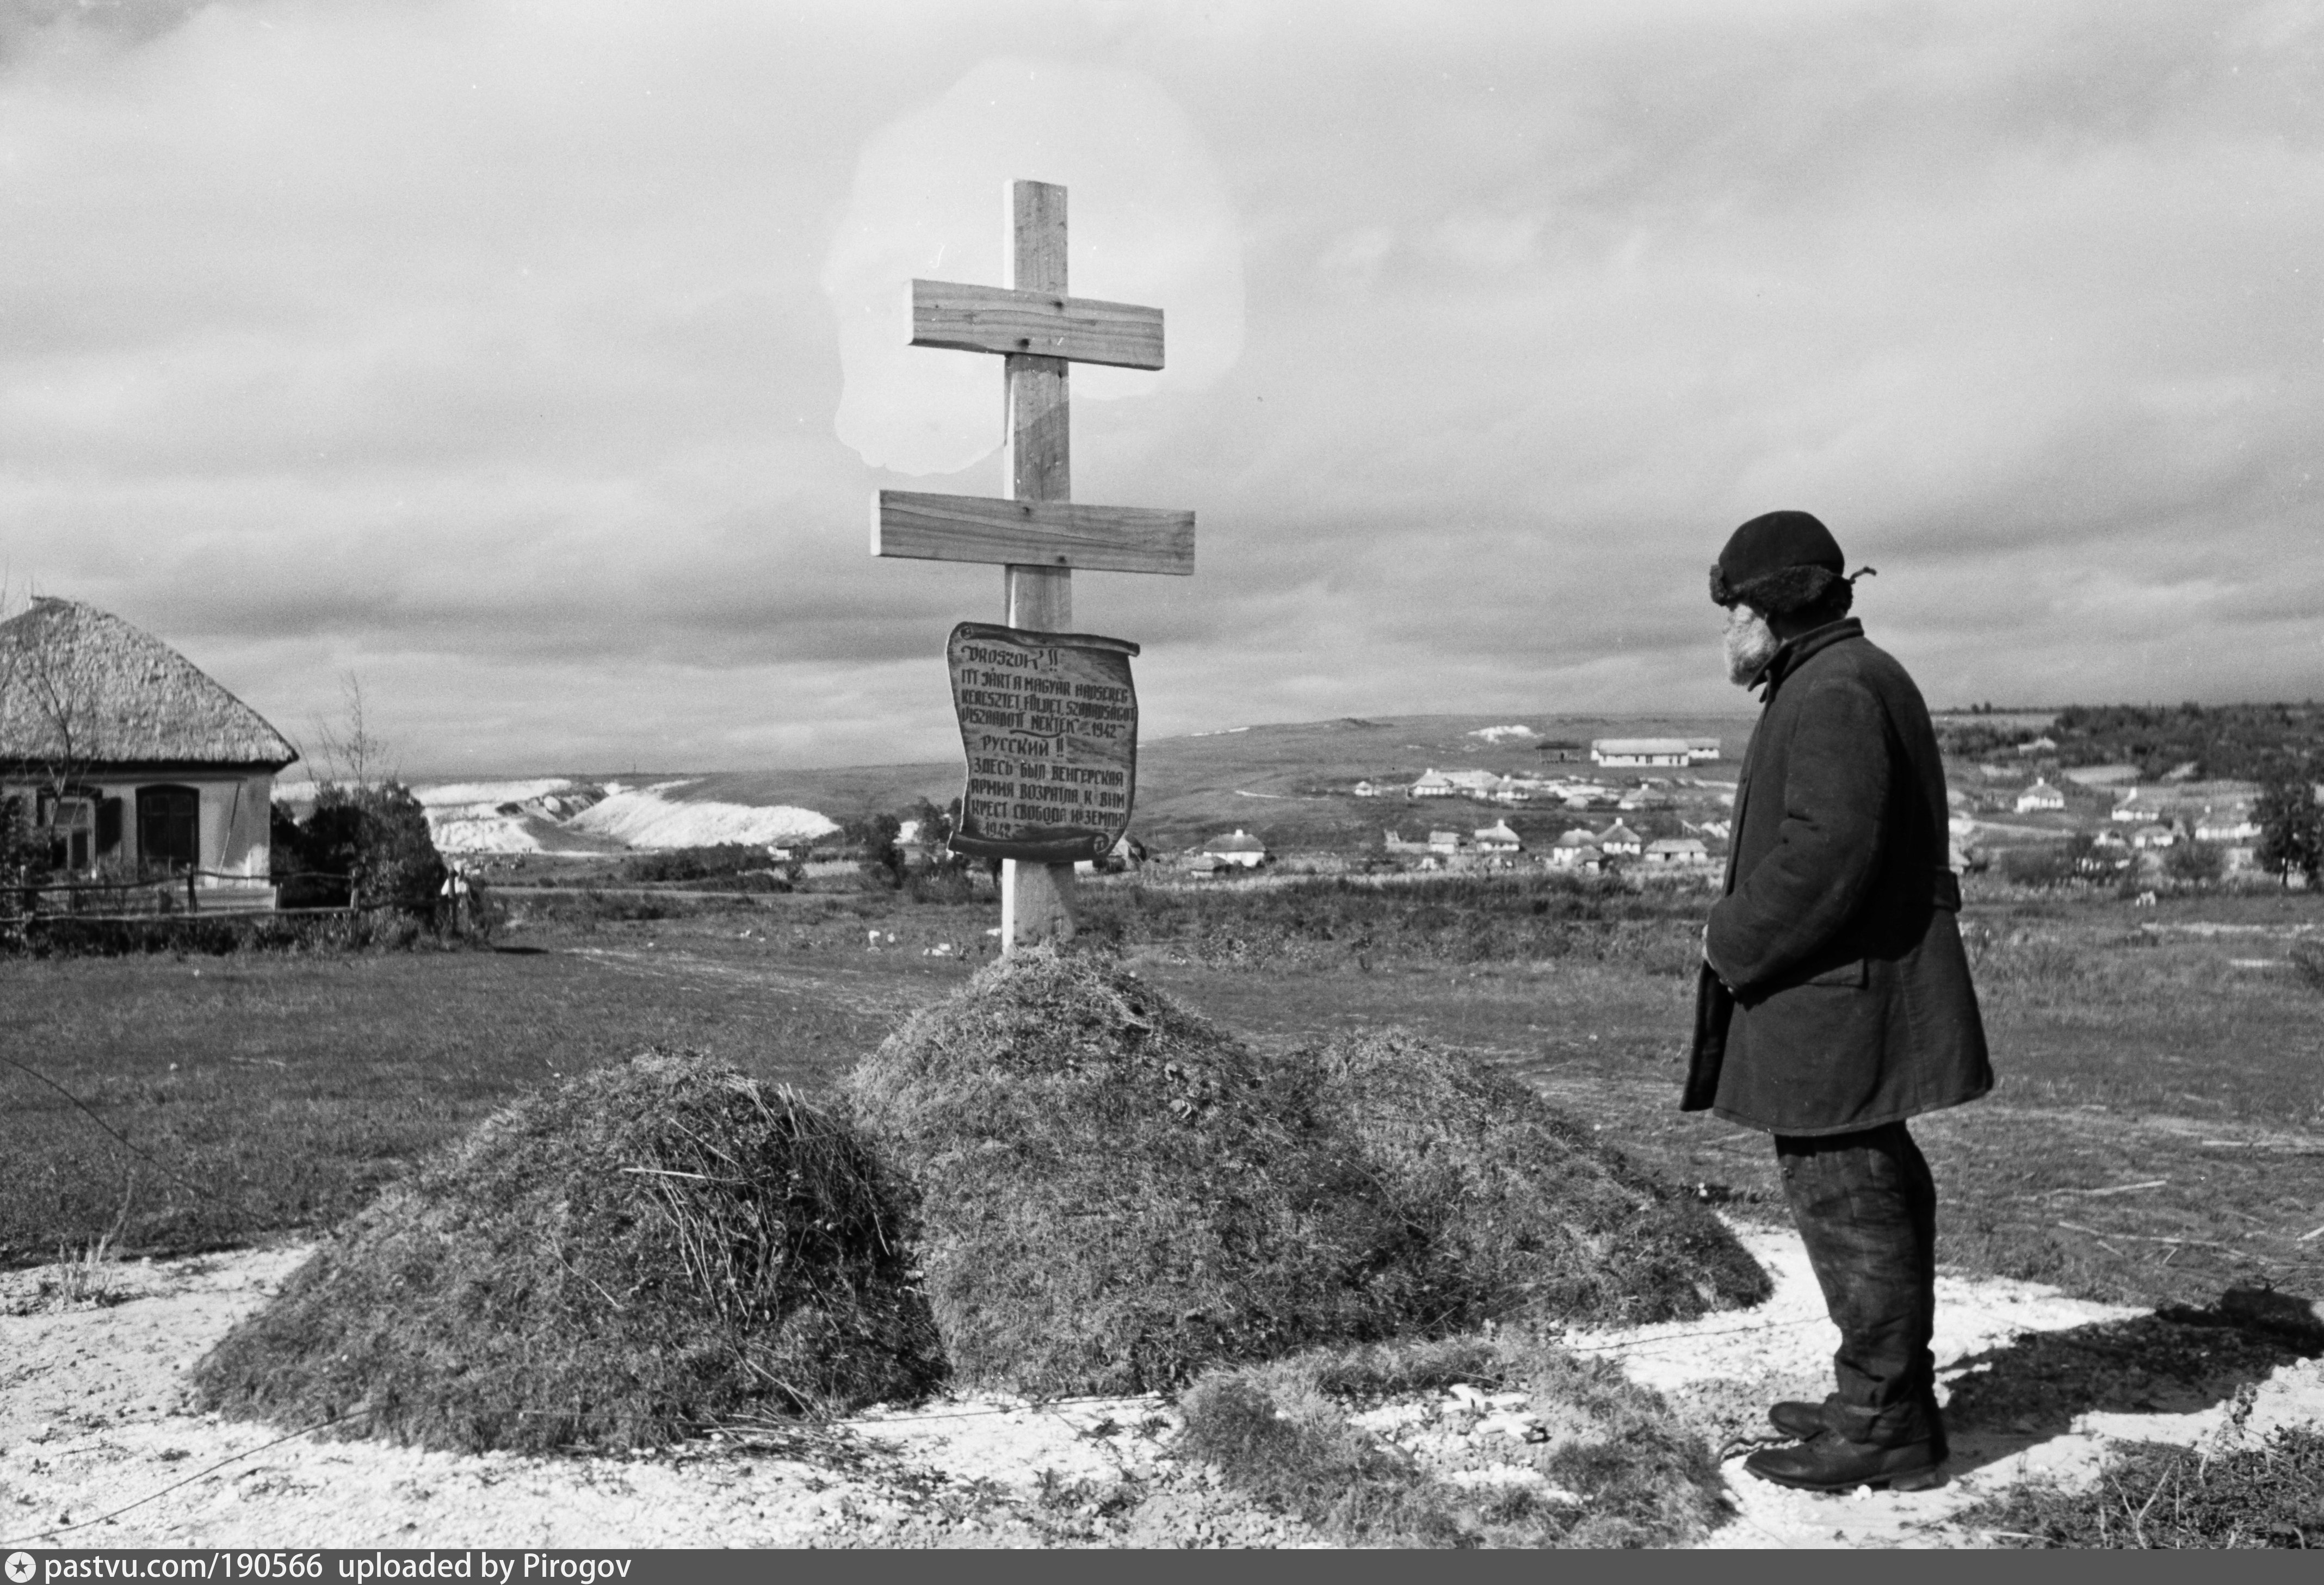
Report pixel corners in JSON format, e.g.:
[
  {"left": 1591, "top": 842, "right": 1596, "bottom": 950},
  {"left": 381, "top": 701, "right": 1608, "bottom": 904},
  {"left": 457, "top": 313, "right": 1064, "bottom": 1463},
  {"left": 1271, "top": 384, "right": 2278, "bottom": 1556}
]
[{"left": 945, "top": 621, "right": 1139, "bottom": 864}]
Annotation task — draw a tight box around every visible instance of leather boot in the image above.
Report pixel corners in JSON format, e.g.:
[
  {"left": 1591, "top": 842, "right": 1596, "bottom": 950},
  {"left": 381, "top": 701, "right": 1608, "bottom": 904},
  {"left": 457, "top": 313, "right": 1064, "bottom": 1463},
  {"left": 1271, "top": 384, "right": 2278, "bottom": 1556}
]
[
  {"left": 1768, "top": 1400, "right": 1827, "bottom": 1439},
  {"left": 1744, "top": 1429, "right": 1945, "bottom": 1493},
  {"left": 1771, "top": 1398, "right": 1949, "bottom": 1460}
]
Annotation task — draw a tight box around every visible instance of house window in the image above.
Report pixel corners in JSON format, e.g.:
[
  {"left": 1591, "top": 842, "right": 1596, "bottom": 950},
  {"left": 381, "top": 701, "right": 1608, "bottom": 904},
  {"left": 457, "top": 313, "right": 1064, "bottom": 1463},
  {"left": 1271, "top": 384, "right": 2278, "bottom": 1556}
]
[
  {"left": 42, "top": 795, "right": 96, "bottom": 874},
  {"left": 138, "top": 785, "right": 201, "bottom": 874}
]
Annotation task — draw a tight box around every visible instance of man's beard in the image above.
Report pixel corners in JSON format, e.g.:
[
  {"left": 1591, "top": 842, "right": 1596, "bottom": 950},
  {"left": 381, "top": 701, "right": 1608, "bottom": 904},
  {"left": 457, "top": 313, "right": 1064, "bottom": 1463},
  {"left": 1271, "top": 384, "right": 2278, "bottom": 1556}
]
[{"left": 1723, "top": 605, "right": 1781, "bottom": 687}]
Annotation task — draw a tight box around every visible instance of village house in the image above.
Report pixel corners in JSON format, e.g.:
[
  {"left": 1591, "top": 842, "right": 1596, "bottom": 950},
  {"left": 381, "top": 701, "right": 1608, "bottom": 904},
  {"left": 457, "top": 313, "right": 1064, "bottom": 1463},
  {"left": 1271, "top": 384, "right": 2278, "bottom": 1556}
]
[
  {"left": 1426, "top": 829, "right": 1464, "bottom": 855},
  {"left": 1407, "top": 769, "right": 1456, "bottom": 798},
  {"left": 0, "top": 598, "right": 295, "bottom": 908},
  {"left": 1591, "top": 738, "right": 1698, "bottom": 769},
  {"left": 2014, "top": 778, "right": 2066, "bottom": 813},
  {"left": 1643, "top": 837, "right": 1711, "bottom": 867},
  {"left": 1200, "top": 829, "right": 1269, "bottom": 868},
  {"left": 2194, "top": 807, "right": 2260, "bottom": 843},
  {"left": 1473, "top": 820, "right": 1521, "bottom": 854},
  {"left": 1352, "top": 779, "right": 1381, "bottom": 797},
  {"left": 1546, "top": 829, "right": 1603, "bottom": 870},
  {"left": 2130, "top": 823, "right": 2179, "bottom": 851},
  {"left": 1595, "top": 821, "right": 1644, "bottom": 858}
]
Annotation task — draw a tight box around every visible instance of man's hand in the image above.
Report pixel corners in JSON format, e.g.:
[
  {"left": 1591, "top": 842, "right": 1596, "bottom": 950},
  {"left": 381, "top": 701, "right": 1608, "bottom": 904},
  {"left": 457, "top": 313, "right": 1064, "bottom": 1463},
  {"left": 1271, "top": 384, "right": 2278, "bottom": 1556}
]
[{"left": 1702, "top": 925, "right": 1735, "bottom": 993}]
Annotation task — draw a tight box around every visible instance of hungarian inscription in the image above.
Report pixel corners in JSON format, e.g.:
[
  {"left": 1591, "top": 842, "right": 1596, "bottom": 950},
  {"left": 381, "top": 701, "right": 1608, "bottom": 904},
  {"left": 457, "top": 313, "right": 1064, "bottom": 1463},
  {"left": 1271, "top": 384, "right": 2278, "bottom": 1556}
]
[{"left": 945, "top": 621, "right": 1140, "bottom": 863}]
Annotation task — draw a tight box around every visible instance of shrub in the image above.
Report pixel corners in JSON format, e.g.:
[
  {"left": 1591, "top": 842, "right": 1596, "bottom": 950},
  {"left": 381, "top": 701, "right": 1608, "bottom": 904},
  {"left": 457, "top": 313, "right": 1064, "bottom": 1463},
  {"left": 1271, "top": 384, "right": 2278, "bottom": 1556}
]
[
  {"left": 2255, "top": 777, "right": 2324, "bottom": 888},
  {"left": 845, "top": 950, "right": 1766, "bottom": 1396},
  {"left": 287, "top": 783, "right": 447, "bottom": 918},
  {"left": 23, "top": 910, "right": 380, "bottom": 957},
  {"left": 2289, "top": 936, "right": 2324, "bottom": 992},
  {"left": 1177, "top": 1333, "right": 1727, "bottom": 1547},
  {"left": 2164, "top": 838, "right": 2225, "bottom": 886},
  {"left": 2000, "top": 844, "right": 2078, "bottom": 888},
  {"left": 617, "top": 844, "right": 793, "bottom": 888},
  {"left": 193, "top": 1051, "right": 943, "bottom": 1453}
]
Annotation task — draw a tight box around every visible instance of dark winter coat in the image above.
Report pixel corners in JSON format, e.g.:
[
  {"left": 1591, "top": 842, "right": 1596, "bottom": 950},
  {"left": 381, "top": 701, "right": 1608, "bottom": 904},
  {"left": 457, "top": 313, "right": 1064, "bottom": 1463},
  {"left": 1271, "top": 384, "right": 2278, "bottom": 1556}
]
[{"left": 1684, "top": 618, "right": 1992, "bottom": 1135}]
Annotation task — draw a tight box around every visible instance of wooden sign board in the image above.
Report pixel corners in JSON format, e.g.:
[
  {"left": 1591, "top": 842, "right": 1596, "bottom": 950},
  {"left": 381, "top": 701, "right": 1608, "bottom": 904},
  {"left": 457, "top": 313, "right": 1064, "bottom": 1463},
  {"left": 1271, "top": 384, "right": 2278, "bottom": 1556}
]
[{"left": 947, "top": 621, "right": 1139, "bottom": 863}]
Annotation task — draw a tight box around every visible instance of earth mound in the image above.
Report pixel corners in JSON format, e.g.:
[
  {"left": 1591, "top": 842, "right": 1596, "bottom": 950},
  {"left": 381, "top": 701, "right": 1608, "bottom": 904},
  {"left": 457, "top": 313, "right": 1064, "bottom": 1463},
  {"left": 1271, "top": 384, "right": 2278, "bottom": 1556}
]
[
  {"left": 1306, "top": 1029, "right": 1771, "bottom": 1326},
  {"left": 845, "top": 950, "right": 1767, "bottom": 1397},
  {"left": 193, "top": 1051, "right": 942, "bottom": 1453}
]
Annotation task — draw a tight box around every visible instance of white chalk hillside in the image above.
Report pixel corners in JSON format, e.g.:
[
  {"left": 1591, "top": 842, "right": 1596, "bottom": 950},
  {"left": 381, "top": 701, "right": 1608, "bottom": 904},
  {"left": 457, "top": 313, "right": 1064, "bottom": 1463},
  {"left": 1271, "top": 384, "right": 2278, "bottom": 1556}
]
[
  {"left": 410, "top": 778, "right": 615, "bottom": 855},
  {"left": 566, "top": 782, "right": 839, "bottom": 849},
  {"left": 288, "top": 775, "right": 843, "bottom": 855}
]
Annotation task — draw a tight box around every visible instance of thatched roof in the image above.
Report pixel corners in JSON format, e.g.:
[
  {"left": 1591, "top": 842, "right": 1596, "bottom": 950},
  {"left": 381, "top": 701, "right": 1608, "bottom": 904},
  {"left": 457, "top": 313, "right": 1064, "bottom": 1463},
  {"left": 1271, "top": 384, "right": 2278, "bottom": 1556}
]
[{"left": 0, "top": 598, "right": 298, "bottom": 770}]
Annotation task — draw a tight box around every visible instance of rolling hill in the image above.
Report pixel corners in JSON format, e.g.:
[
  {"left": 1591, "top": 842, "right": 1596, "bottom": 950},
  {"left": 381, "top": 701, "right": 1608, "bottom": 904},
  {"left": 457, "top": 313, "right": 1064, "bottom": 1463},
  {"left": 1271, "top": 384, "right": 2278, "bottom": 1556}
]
[{"left": 404, "top": 713, "right": 1753, "bottom": 856}]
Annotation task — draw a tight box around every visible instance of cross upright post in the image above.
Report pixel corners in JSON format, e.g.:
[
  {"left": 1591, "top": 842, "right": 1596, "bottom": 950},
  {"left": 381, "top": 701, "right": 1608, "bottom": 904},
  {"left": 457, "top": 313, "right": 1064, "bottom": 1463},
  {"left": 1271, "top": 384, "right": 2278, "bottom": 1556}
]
[
  {"left": 999, "top": 180, "right": 1076, "bottom": 946},
  {"left": 873, "top": 178, "right": 1195, "bottom": 956}
]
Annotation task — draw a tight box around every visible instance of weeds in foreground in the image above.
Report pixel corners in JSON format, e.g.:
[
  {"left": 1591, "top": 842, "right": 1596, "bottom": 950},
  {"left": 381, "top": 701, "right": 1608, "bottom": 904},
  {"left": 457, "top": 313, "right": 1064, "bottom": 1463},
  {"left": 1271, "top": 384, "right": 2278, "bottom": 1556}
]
[
  {"left": 8, "top": 1174, "right": 133, "bottom": 1315},
  {"left": 50, "top": 1230, "right": 123, "bottom": 1308},
  {"left": 5, "top": 1231, "right": 129, "bottom": 1315},
  {"left": 1176, "top": 1334, "right": 1726, "bottom": 1547},
  {"left": 1961, "top": 1426, "right": 2324, "bottom": 1547}
]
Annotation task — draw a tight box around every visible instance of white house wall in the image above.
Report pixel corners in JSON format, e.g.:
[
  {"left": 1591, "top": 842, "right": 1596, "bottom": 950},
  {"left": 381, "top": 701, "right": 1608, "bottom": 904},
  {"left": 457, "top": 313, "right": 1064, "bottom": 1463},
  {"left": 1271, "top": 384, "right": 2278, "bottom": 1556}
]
[
  {"left": 207, "top": 773, "right": 273, "bottom": 880},
  {"left": 5, "top": 770, "right": 273, "bottom": 882}
]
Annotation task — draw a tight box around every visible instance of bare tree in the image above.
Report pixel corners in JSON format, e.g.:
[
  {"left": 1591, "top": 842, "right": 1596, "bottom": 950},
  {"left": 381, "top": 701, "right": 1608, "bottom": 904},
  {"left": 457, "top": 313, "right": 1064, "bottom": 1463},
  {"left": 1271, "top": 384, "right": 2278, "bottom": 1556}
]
[{"left": 307, "top": 671, "right": 395, "bottom": 790}]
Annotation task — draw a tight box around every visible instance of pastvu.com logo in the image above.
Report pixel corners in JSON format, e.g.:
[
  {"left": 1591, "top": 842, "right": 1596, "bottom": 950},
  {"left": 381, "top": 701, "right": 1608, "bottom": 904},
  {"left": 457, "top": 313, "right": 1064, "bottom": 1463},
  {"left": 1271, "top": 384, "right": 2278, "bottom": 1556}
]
[{"left": 6, "top": 1550, "right": 36, "bottom": 1584}]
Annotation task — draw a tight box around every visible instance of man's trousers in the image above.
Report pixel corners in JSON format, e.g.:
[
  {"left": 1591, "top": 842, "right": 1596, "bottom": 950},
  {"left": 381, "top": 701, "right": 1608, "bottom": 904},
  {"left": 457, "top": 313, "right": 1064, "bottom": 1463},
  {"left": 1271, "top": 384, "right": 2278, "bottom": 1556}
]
[{"left": 1773, "top": 1120, "right": 1942, "bottom": 1450}]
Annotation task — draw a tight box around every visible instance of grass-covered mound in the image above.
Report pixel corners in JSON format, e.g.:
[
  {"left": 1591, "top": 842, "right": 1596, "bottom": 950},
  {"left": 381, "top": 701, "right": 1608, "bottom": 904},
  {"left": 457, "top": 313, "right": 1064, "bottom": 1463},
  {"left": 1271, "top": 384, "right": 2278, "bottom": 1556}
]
[
  {"left": 194, "top": 1050, "right": 942, "bottom": 1453},
  {"left": 1307, "top": 1029, "right": 1770, "bottom": 1327},
  {"left": 845, "top": 950, "right": 1766, "bottom": 1396}
]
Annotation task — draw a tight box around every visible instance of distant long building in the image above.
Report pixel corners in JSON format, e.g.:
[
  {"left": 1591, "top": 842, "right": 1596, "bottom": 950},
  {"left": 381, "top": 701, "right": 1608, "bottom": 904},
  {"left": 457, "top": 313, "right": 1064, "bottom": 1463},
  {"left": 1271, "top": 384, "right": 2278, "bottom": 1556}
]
[{"left": 1591, "top": 737, "right": 1721, "bottom": 768}]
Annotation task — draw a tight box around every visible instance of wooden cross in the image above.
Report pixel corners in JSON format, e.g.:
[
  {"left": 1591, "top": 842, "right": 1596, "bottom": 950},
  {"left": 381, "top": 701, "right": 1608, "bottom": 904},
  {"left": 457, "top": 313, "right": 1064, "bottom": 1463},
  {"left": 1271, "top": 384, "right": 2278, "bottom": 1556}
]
[{"left": 874, "top": 179, "right": 1194, "bottom": 952}]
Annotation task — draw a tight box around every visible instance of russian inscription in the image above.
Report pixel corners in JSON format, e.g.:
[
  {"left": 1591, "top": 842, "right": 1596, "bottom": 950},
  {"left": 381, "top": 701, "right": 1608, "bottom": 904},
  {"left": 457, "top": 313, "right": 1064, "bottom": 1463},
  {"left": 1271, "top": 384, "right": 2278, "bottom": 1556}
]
[{"left": 946, "top": 620, "right": 1140, "bottom": 863}]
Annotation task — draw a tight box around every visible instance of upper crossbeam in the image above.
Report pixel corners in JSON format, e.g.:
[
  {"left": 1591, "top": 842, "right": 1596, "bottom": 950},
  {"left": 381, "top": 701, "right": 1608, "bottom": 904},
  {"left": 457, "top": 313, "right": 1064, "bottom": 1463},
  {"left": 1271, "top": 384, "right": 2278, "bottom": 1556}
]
[{"left": 910, "top": 279, "right": 1165, "bottom": 370}]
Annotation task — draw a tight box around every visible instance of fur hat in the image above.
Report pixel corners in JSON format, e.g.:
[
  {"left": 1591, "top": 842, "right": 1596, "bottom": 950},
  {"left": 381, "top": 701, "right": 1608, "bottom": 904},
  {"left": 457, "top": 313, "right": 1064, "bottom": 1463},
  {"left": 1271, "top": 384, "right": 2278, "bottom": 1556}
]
[{"left": 1710, "top": 510, "right": 1849, "bottom": 614}]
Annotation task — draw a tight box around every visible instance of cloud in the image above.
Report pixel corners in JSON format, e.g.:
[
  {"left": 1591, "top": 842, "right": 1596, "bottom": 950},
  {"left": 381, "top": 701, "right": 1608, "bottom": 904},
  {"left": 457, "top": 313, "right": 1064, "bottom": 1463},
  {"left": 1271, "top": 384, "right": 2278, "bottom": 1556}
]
[{"left": 0, "top": 0, "right": 2317, "bottom": 776}]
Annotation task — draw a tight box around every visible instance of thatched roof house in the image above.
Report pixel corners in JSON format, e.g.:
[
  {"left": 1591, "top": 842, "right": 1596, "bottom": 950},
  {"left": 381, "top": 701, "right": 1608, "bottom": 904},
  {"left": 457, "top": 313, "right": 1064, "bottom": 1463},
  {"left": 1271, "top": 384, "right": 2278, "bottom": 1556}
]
[{"left": 0, "top": 598, "right": 296, "bottom": 902}]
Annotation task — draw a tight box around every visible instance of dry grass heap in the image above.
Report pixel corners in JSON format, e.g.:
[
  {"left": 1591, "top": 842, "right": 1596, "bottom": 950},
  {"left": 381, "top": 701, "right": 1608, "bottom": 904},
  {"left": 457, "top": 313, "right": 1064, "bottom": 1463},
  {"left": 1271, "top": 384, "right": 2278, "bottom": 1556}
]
[
  {"left": 846, "top": 950, "right": 1766, "bottom": 1397},
  {"left": 194, "top": 1051, "right": 941, "bottom": 1453}
]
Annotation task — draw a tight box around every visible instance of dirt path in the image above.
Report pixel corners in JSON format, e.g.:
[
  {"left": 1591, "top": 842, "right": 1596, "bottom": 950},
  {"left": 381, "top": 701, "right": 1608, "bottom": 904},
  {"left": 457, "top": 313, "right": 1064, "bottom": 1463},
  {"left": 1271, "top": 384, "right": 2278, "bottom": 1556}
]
[{"left": 2, "top": 1227, "right": 2315, "bottom": 1549}]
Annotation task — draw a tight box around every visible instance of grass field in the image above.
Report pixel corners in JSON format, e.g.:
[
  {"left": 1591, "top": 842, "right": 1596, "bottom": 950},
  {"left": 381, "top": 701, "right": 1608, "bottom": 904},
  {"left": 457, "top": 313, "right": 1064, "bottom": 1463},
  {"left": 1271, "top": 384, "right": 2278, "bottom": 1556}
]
[
  {"left": 0, "top": 909, "right": 986, "bottom": 1266},
  {"left": 4, "top": 877, "right": 2322, "bottom": 1322}
]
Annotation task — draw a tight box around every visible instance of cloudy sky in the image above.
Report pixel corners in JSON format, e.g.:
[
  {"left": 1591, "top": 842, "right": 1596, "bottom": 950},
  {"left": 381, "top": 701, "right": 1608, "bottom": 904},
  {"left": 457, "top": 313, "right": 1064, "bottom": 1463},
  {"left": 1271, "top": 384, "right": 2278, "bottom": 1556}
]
[{"left": 2, "top": 1, "right": 2318, "bottom": 775}]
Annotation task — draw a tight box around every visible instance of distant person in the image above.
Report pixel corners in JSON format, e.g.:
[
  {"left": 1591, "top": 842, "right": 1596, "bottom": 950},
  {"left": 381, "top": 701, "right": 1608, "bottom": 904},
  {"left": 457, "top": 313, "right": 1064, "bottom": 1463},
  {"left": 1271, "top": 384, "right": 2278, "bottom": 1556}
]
[
  {"left": 440, "top": 864, "right": 473, "bottom": 933},
  {"left": 1688, "top": 510, "right": 1992, "bottom": 1493}
]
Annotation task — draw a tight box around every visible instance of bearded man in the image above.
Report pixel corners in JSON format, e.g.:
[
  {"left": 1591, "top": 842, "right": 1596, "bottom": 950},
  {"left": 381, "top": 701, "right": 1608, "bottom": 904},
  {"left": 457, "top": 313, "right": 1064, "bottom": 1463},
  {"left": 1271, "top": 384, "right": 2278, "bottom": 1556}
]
[{"left": 1687, "top": 510, "right": 1992, "bottom": 1493}]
